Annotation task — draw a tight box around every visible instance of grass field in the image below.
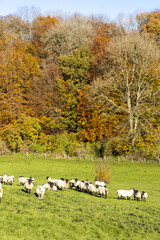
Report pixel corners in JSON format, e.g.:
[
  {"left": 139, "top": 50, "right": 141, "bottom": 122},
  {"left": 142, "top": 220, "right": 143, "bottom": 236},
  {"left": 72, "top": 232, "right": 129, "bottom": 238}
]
[{"left": 0, "top": 154, "right": 160, "bottom": 240}]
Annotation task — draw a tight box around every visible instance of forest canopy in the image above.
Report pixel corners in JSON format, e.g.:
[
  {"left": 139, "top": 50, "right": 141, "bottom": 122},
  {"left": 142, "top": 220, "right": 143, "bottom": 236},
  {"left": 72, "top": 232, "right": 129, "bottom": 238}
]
[{"left": 0, "top": 10, "right": 160, "bottom": 161}]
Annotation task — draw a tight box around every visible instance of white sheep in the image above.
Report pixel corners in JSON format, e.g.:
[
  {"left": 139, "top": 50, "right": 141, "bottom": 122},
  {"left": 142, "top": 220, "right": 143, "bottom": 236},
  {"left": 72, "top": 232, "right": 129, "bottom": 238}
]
[
  {"left": 116, "top": 189, "right": 134, "bottom": 200},
  {"left": 7, "top": 176, "right": 15, "bottom": 185},
  {"left": 141, "top": 191, "right": 148, "bottom": 201},
  {"left": 97, "top": 186, "right": 109, "bottom": 199},
  {"left": 2, "top": 174, "right": 8, "bottom": 184},
  {"left": 134, "top": 190, "right": 141, "bottom": 201},
  {"left": 48, "top": 182, "right": 58, "bottom": 191},
  {"left": 46, "top": 176, "right": 57, "bottom": 185},
  {"left": 26, "top": 177, "right": 35, "bottom": 183},
  {"left": 56, "top": 179, "right": 69, "bottom": 190},
  {"left": 36, "top": 185, "right": 45, "bottom": 199},
  {"left": 0, "top": 182, "right": 3, "bottom": 203},
  {"left": 74, "top": 179, "right": 81, "bottom": 190},
  {"left": 78, "top": 181, "right": 89, "bottom": 192},
  {"left": 88, "top": 184, "right": 99, "bottom": 195},
  {"left": 24, "top": 177, "right": 34, "bottom": 194},
  {"left": 95, "top": 181, "right": 106, "bottom": 187},
  {"left": 19, "top": 176, "right": 27, "bottom": 185},
  {"left": 69, "top": 179, "right": 75, "bottom": 189}
]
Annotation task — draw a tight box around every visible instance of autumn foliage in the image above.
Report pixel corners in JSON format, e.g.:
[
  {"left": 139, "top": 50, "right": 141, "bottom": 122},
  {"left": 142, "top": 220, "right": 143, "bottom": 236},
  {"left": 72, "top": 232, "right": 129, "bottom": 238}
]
[{"left": 0, "top": 10, "right": 160, "bottom": 161}]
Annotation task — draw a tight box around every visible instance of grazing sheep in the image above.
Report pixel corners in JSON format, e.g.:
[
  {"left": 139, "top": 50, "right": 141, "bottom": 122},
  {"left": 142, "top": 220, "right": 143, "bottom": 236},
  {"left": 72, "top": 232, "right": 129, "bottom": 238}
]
[
  {"left": 26, "top": 177, "right": 35, "bottom": 184},
  {"left": 141, "top": 191, "right": 148, "bottom": 201},
  {"left": 0, "top": 182, "right": 3, "bottom": 203},
  {"left": 19, "top": 176, "right": 27, "bottom": 185},
  {"left": 74, "top": 179, "right": 81, "bottom": 190},
  {"left": 46, "top": 176, "right": 57, "bottom": 185},
  {"left": 134, "top": 190, "right": 141, "bottom": 201},
  {"left": 2, "top": 174, "right": 8, "bottom": 184},
  {"left": 77, "top": 181, "right": 85, "bottom": 191},
  {"left": 56, "top": 179, "right": 69, "bottom": 190},
  {"left": 88, "top": 184, "right": 99, "bottom": 195},
  {"left": 79, "top": 181, "right": 89, "bottom": 192},
  {"left": 36, "top": 185, "right": 45, "bottom": 199},
  {"left": 97, "top": 186, "right": 109, "bottom": 199},
  {"left": 48, "top": 182, "right": 58, "bottom": 191},
  {"left": 7, "top": 176, "right": 14, "bottom": 185},
  {"left": 2, "top": 174, "right": 14, "bottom": 185},
  {"left": 116, "top": 189, "right": 134, "bottom": 200},
  {"left": 95, "top": 181, "right": 106, "bottom": 187},
  {"left": 24, "top": 177, "right": 34, "bottom": 194},
  {"left": 69, "top": 179, "right": 75, "bottom": 189}
]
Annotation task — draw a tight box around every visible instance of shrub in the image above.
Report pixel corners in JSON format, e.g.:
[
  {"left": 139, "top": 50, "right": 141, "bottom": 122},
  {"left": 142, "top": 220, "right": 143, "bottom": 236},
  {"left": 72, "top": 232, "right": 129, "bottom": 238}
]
[{"left": 95, "top": 161, "right": 111, "bottom": 183}]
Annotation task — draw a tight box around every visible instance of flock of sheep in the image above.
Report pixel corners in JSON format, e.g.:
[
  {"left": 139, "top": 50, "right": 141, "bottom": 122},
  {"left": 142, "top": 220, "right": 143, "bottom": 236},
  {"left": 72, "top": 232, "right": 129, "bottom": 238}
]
[{"left": 0, "top": 174, "right": 148, "bottom": 202}]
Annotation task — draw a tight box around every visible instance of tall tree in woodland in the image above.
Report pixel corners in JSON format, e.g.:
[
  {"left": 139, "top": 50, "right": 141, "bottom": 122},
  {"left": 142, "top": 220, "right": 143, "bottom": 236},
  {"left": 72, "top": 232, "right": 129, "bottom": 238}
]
[
  {"left": 32, "top": 15, "right": 58, "bottom": 58},
  {"left": 28, "top": 62, "right": 62, "bottom": 131},
  {"left": 90, "top": 20, "right": 111, "bottom": 78},
  {"left": 6, "top": 15, "right": 32, "bottom": 41},
  {"left": 42, "top": 15, "right": 94, "bottom": 59},
  {"left": 0, "top": 40, "right": 41, "bottom": 126},
  {"left": 136, "top": 10, "right": 160, "bottom": 46},
  {"left": 57, "top": 47, "right": 93, "bottom": 132},
  {"left": 77, "top": 85, "right": 108, "bottom": 142},
  {"left": 90, "top": 31, "right": 160, "bottom": 148}
]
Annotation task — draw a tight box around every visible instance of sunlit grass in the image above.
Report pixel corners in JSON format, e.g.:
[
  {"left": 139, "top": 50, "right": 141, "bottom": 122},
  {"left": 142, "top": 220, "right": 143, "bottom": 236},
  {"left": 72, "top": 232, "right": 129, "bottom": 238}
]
[{"left": 0, "top": 154, "right": 159, "bottom": 239}]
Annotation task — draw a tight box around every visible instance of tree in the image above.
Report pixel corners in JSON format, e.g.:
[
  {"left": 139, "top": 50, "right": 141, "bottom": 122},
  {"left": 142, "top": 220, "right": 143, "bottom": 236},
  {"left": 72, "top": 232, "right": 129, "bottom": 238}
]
[
  {"left": 90, "top": 20, "right": 111, "bottom": 78},
  {"left": 32, "top": 15, "right": 58, "bottom": 58},
  {"left": 0, "top": 40, "right": 41, "bottom": 126},
  {"left": 28, "top": 61, "right": 62, "bottom": 123},
  {"left": 136, "top": 10, "right": 160, "bottom": 46},
  {"left": 77, "top": 85, "right": 108, "bottom": 142},
  {"left": 57, "top": 47, "right": 93, "bottom": 132},
  {"left": 6, "top": 15, "right": 32, "bottom": 41},
  {"left": 42, "top": 15, "right": 94, "bottom": 59},
  {"left": 90, "top": 31, "right": 160, "bottom": 148}
]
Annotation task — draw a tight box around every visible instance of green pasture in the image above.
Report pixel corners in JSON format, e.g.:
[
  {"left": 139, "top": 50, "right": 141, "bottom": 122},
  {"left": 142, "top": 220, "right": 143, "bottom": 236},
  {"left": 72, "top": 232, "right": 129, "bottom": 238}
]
[{"left": 0, "top": 154, "right": 159, "bottom": 240}]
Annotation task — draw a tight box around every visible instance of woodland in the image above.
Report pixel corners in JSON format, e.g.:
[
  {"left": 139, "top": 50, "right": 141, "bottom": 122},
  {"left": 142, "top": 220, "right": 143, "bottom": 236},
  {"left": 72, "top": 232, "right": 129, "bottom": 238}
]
[{"left": 0, "top": 9, "right": 160, "bottom": 161}]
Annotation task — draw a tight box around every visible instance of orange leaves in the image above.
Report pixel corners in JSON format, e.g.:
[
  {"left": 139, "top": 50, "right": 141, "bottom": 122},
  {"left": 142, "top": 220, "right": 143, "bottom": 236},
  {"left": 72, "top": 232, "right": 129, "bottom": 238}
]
[
  {"left": 77, "top": 86, "right": 108, "bottom": 142},
  {"left": 32, "top": 16, "right": 58, "bottom": 57},
  {"left": 0, "top": 40, "right": 41, "bottom": 125},
  {"left": 137, "top": 10, "right": 160, "bottom": 44},
  {"left": 91, "top": 22, "right": 111, "bottom": 78}
]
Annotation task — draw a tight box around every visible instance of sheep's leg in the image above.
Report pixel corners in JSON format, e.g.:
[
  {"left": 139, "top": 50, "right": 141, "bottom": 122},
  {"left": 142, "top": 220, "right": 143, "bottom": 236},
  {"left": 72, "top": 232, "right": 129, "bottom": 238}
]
[{"left": 0, "top": 197, "right": 1, "bottom": 203}]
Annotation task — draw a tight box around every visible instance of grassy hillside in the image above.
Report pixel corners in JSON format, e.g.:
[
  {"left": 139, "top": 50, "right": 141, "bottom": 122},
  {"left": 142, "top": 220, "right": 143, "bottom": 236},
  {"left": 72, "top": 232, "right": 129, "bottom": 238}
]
[{"left": 0, "top": 154, "right": 160, "bottom": 240}]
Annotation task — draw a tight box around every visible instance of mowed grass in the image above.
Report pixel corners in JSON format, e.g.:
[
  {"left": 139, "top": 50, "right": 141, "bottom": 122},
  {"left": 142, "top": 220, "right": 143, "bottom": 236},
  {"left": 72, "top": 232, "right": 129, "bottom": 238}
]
[{"left": 0, "top": 155, "right": 160, "bottom": 240}]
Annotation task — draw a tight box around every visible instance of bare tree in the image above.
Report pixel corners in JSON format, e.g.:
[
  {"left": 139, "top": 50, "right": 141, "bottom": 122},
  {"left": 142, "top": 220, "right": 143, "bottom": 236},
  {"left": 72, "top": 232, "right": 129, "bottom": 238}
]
[
  {"left": 6, "top": 15, "right": 31, "bottom": 41},
  {"left": 90, "top": 31, "right": 160, "bottom": 147},
  {"left": 42, "top": 15, "right": 95, "bottom": 58}
]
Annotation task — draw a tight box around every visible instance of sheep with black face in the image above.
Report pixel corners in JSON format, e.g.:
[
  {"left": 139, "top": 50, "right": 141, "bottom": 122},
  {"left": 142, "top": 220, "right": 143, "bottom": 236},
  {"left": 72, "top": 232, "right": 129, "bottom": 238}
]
[
  {"left": 141, "top": 191, "right": 148, "bottom": 201},
  {"left": 24, "top": 177, "right": 34, "bottom": 194}
]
